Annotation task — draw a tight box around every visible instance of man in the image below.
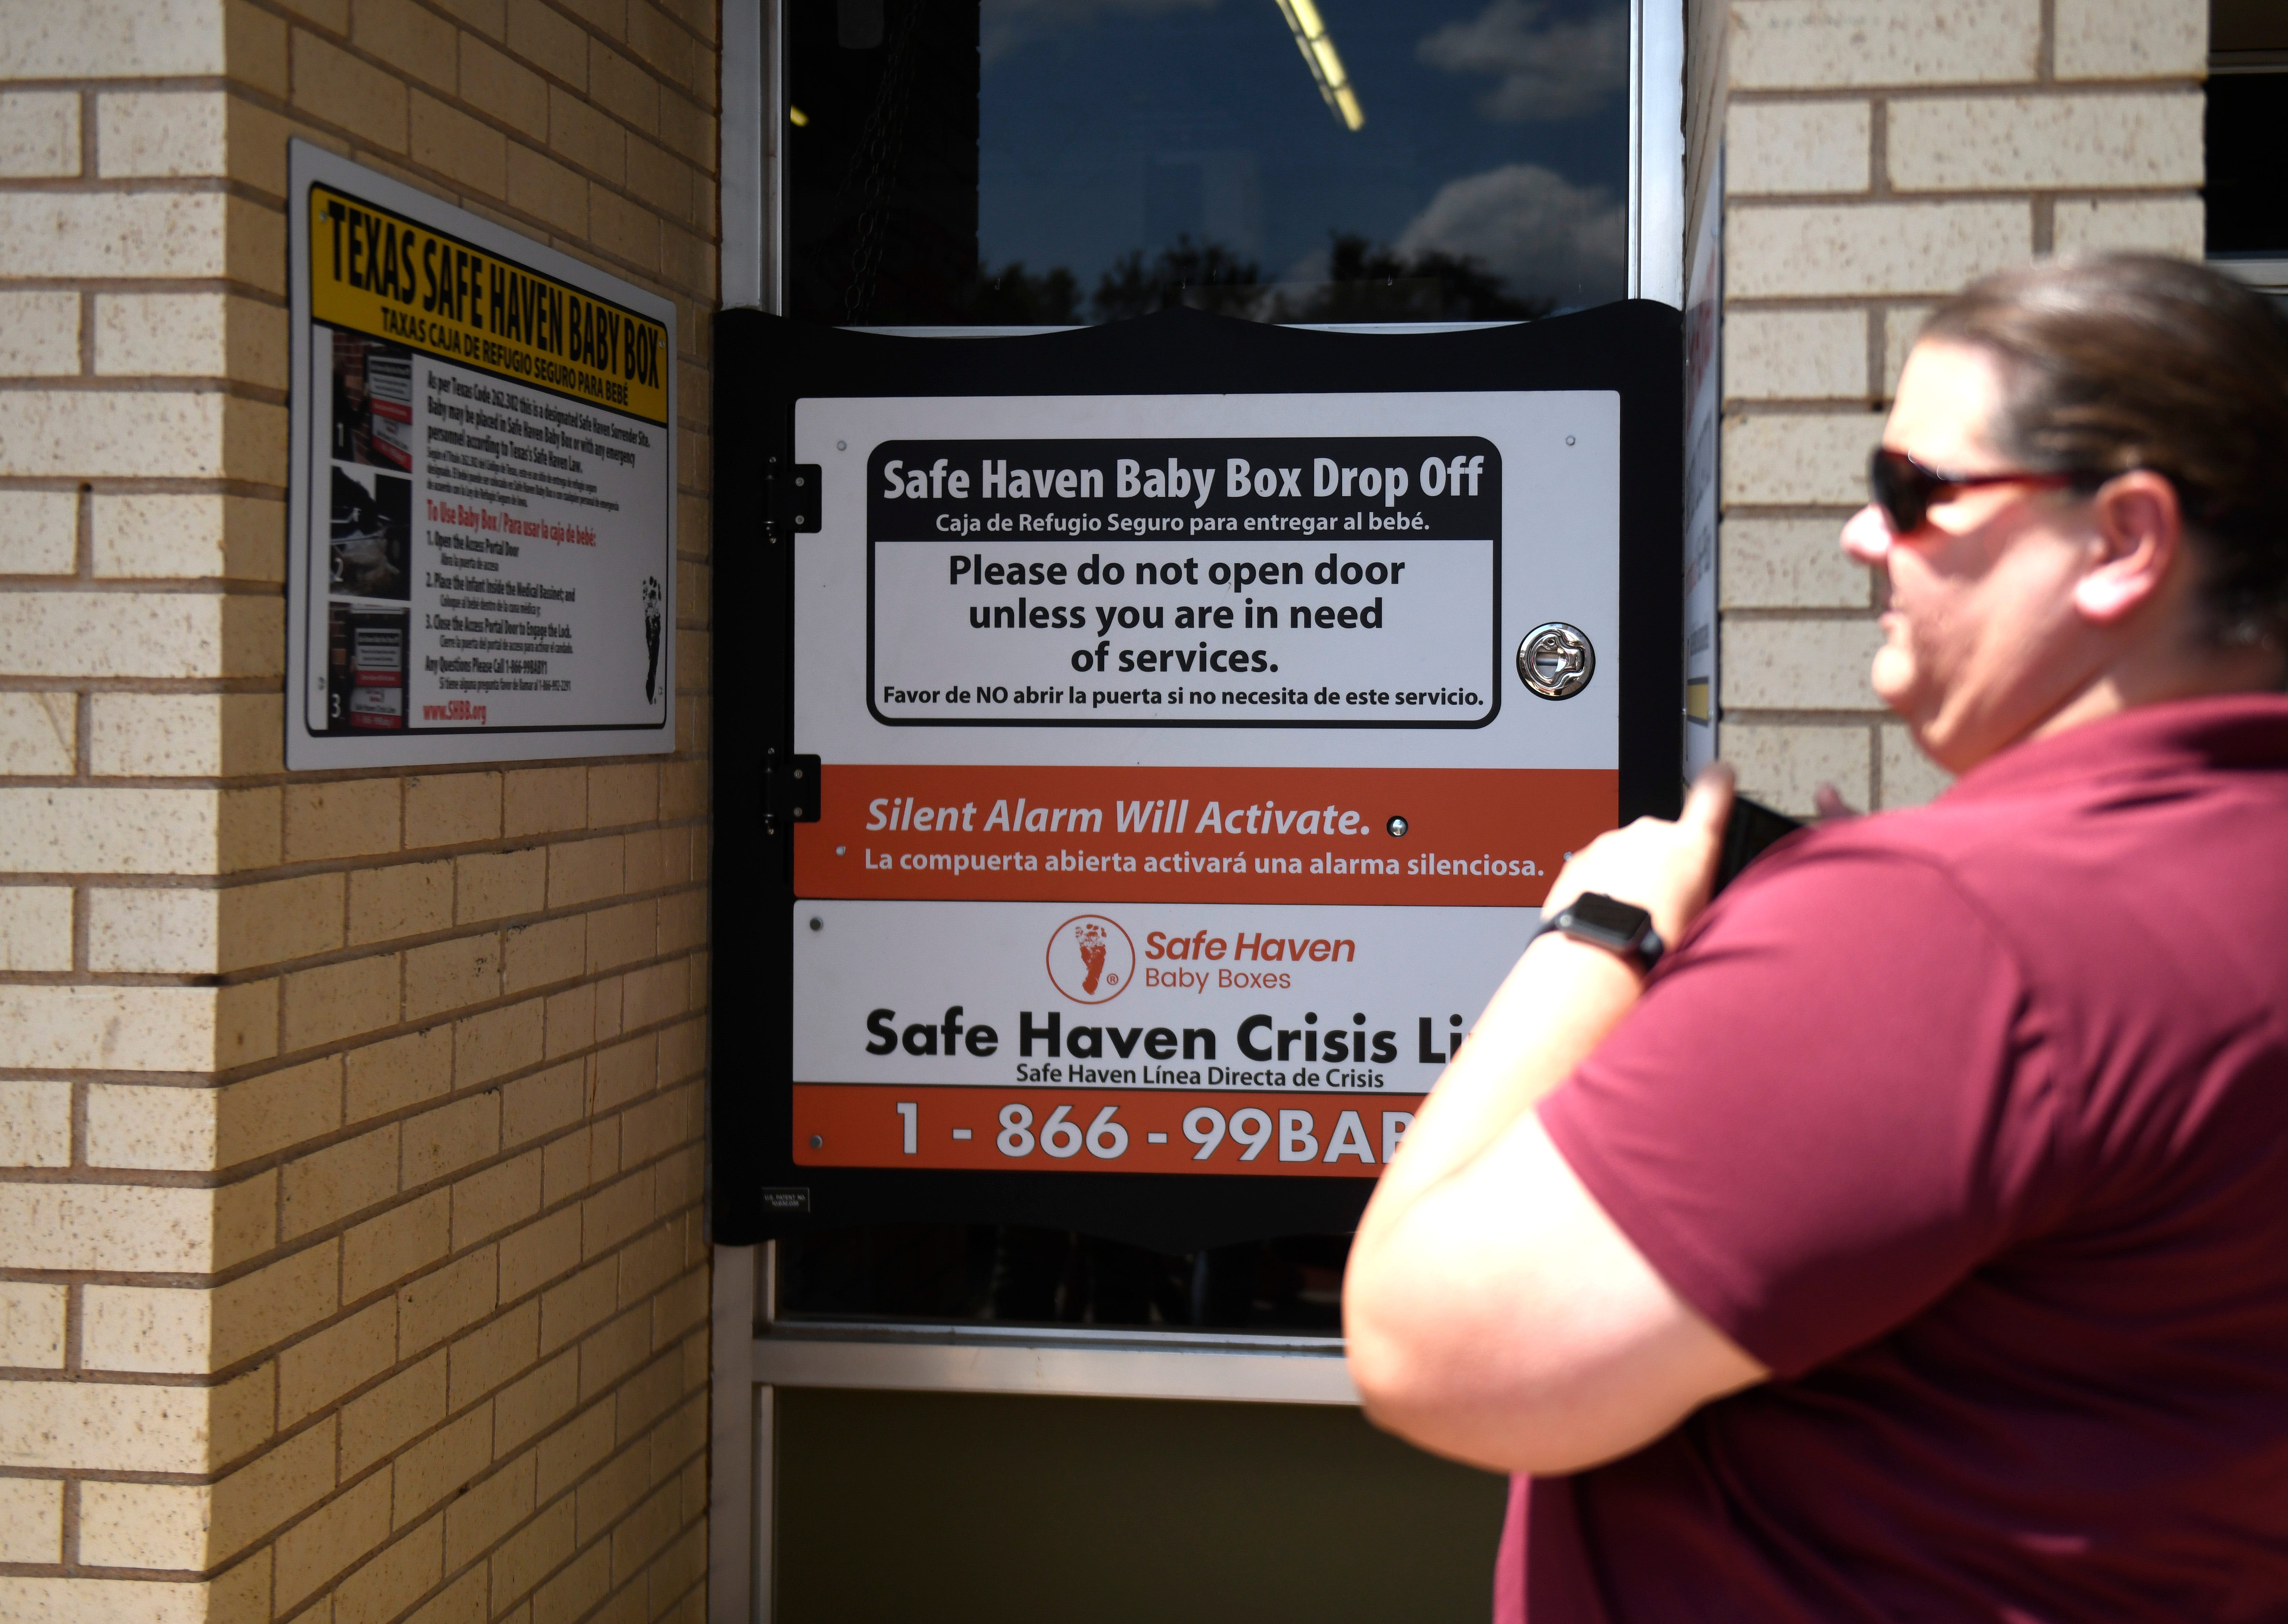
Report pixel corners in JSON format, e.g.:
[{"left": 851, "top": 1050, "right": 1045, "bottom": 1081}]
[{"left": 1344, "top": 255, "right": 2288, "bottom": 1620}]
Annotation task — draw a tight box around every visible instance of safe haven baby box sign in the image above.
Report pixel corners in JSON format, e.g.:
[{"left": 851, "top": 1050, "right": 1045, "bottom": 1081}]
[{"left": 789, "top": 389, "right": 1624, "bottom": 1179}]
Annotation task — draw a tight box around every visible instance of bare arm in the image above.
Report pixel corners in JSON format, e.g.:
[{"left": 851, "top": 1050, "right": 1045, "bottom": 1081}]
[{"left": 1343, "top": 770, "right": 1769, "bottom": 1474}]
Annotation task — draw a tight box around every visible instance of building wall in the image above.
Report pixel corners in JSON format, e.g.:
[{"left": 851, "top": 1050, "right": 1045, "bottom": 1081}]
[
  {"left": 1707, "top": 0, "right": 2207, "bottom": 812},
  {"left": 0, "top": 3, "right": 717, "bottom": 1622}
]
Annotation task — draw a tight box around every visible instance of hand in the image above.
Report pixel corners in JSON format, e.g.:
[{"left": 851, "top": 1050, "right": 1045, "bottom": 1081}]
[
  {"left": 1540, "top": 764, "right": 1734, "bottom": 951},
  {"left": 1812, "top": 782, "right": 1861, "bottom": 821}
]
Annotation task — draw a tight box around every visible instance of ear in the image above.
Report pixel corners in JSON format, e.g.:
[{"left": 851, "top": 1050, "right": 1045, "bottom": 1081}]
[{"left": 2071, "top": 471, "right": 2182, "bottom": 625}]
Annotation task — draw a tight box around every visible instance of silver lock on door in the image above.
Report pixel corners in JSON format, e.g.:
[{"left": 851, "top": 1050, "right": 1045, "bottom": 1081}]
[{"left": 1517, "top": 622, "right": 1595, "bottom": 699}]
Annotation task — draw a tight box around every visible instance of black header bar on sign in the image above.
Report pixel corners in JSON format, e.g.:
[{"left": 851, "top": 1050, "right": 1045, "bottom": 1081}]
[{"left": 865, "top": 437, "right": 1501, "bottom": 543}]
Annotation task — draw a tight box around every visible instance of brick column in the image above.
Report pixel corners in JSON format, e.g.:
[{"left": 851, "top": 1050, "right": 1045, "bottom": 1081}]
[
  {"left": 1707, "top": 0, "right": 2206, "bottom": 811},
  {"left": 0, "top": 3, "right": 718, "bottom": 1622}
]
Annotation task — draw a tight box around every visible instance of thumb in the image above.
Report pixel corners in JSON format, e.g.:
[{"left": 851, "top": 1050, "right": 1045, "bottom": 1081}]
[{"left": 1679, "top": 762, "right": 1736, "bottom": 844}]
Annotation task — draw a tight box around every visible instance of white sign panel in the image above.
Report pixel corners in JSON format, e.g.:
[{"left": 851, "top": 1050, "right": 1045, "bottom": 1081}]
[{"left": 285, "top": 143, "right": 675, "bottom": 768}]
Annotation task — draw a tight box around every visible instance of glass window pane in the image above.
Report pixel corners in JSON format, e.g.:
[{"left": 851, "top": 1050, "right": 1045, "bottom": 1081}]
[{"left": 788, "top": 0, "right": 1632, "bottom": 326}]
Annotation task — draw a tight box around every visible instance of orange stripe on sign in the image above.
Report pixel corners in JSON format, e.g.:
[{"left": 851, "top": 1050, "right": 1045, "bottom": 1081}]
[
  {"left": 794, "top": 764, "right": 1613, "bottom": 906},
  {"left": 794, "top": 1083, "right": 1426, "bottom": 1178}
]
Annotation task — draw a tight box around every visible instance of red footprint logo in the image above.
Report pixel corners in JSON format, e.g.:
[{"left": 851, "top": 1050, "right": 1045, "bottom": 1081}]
[{"left": 1074, "top": 922, "right": 1108, "bottom": 994}]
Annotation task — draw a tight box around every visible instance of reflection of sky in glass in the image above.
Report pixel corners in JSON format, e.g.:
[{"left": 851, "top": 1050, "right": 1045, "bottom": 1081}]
[{"left": 978, "top": 0, "right": 1631, "bottom": 311}]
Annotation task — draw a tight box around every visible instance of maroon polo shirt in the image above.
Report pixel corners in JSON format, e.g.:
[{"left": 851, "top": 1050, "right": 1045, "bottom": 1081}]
[{"left": 1511, "top": 695, "right": 2288, "bottom": 1623}]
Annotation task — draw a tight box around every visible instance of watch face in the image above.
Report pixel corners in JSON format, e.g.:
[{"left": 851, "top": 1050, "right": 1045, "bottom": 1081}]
[{"left": 1566, "top": 892, "right": 1650, "bottom": 940}]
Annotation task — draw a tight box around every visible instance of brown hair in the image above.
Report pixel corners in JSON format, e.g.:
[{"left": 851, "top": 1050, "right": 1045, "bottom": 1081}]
[{"left": 1920, "top": 254, "right": 2288, "bottom": 650}]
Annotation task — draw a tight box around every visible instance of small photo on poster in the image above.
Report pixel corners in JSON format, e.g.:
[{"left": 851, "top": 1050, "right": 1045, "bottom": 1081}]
[
  {"left": 329, "top": 330, "right": 415, "bottom": 471},
  {"left": 325, "top": 603, "right": 410, "bottom": 732},
  {"left": 329, "top": 464, "right": 411, "bottom": 600}
]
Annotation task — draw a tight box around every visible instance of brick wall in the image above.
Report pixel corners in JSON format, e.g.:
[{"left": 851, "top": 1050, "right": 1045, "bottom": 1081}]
[
  {"left": 1706, "top": 0, "right": 2206, "bottom": 811},
  {"left": 0, "top": 3, "right": 717, "bottom": 1622}
]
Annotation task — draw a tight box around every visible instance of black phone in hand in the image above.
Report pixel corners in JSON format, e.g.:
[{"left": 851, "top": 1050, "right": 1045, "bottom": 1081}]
[{"left": 1713, "top": 794, "right": 1804, "bottom": 896}]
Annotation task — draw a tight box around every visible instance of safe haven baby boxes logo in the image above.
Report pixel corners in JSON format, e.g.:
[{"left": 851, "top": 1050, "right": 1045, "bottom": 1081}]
[{"left": 1046, "top": 914, "right": 1135, "bottom": 1004}]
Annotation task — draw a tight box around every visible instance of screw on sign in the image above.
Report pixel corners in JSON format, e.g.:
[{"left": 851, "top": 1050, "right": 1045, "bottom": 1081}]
[{"left": 1517, "top": 622, "right": 1595, "bottom": 699}]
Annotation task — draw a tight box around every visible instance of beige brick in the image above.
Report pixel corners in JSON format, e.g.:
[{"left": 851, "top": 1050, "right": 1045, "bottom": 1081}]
[
  {"left": 587, "top": 764, "right": 659, "bottom": 827},
  {"left": 0, "top": 390, "right": 256, "bottom": 484},
  {"left": 0, "top": 696, "right": 73, "bottom": 780},
  {"left": 0, "top": 91, "right": 78, "bottom": 176},
  {"left": 0, "top": 490, "right": 77, "bottom": 575},
  {"left": 1, "top": 595, "right": 260, "bottom": 682},
  {"left": 219, "top": 872, "right": 347, "bottom": 969},
  {"left": 342, "top": 1350, "right": 446, "bottom": 1480},
  {"left": 448, "top": 1298, "right": 539, "bottom": 1414},
  {"left": 411, "top": 90, "right": 507, "bottom": 193},
  {"left": 453, "top": 1153, "right": 543, "bottom": 1254},
  {"left": 0, "top": 1379, "right": 219, "bottom": 1472},
  {"left": 2055, "top": 0, "right": 2206, "bottom": 78},
  {"left": 1722, "top": 516, "right": 1874, "bottom": 610},
  {"left": 462, "top": 34, "right": 547, "bottom": 139},
  {"left": 1723, "top": 308, "right": 1868, "bottom": 403},
  {"left": 444, "top": 1448, "right": 533, "bottom": 1567},
  {"left": 284, "top": 1124, "right": 400, "bottom": 1238},
  {"left": 286, "top": 779, "right": 403, "bottom": 862},
  {"left": 0, "top": 885, "right": 70, "bottom": 973},
  {"left": 500, "top": 1206, "right": 583, "bottom": 1302},
  {"left": 282, "top": 954, "right": 401, "bottom": 1051},
  {"left": 85, "top": 887, "right": 217, "bottom": 975},
  {"left": 275, "top": 1471, "right": 393, "bottom": 1611},
  {"left": 1726, "top": 100, "right": 1869, "bottom": 195},
  {"left": 92, "top": 492, "right": 286, "bottom": 582},
  {"left": 401, "top": 1247, "right": 500, "bottom": 1355},
  {"left": 405, "top": 1092, "right": 503, "bottom": 1188},
  {"left": 1722, "top": 616, "right": 1885, "bottom": 711},
  {"left": 292, "top": 29, "right": 409, "bottom": 151},
  {"left": 544, "top": 1126, "right": 604, "bottom": 1210},
  {"left": 0, "top": 0, "right": 227, "bottom": 76},
  {"left": 1730, "top": 0, "right": 2039, "bottom": 88},
  {"left": 0, "top": 983, "right": 271, "bottom": 1072},
  {"left": 1882, "top": 303, "right": 1935, "bottom": 396},
  {"left": 505, "top": 766, "right": 585, "bottom": 836},
  {"left": 539, "top": 1257, "right": 616, "bottom": 1355},
  {"left": 1723, "top": 412, "right": 1883, "bottom": 507},
  {"left": 96, "top": 293, "right": 288, "bottom": 388},
  {"left": 1889, "top": 93, "right": 2201, "bottom": 192},
  {"left": 489, "top": 1491, "right": 574, "bottom": 1610},
  {"left": 1721, "top": 721, "right": 1872, "bottom": 815},
  {"left": 494, "top": 1347, "right": 577, "bottom": 1454},
  {"left": 347, "top": 1023, "right": 454, "bottom": 1123},
  {"left": 2049, "top": 194, "right": 2204, "bottom": 259},
  {"left": 533, "top": 1540, "right": 612, "bottom": 1624},
  {"left": 1881, "top": 724, "right": 1955, "bottom": 808},
  {"left": 0, "top": 192, "right": 227, "bottom": 279},
  {"left": 458, "top": 846, "right": 547, "bottom": 922},
  {"left": 548, "top": 836, "right": 624, "bottom": 908},
  {"left": 355, "top": 0, "right": 459, "bottom": 85},
  {"left": 97, "top": 90, "right": 226, "bottom": 177},
  {"left": 282, "top": 1298, "right": 398, "bottom": 1424},
  {"left": 544, "top": 983, "right": 595, "bottom": 1057},
  {"left": 507, "top": 0, "right": 589, "bottom": 86},
  {"left": 0, "top": 1281, "right": 65, "bottom": 1367},
  {"left": 0, "top": 291, "right": 80, "bottom": 374},
  {"left": 85, "top": 1080, "right": 215, "bottom": 1172},
  {"left": 405, "top": 771, "right": 502, "bottom": 848},
  {"left": 333, "top": 1515, "right": 445, "bottom": 1624},
  {"left": 347, "top": 859, "right": 454, "bottom": 947},
  {"left": 344, "top": 1189, "right": 451, "bottom": 1304},
  {"left": 394, "top": 1408, "right": 493, "bottom": 1527},
  {"left": 507, "top": 142, "right": 588, "bottom": 235},
  {"left": 84, "top": 1242, "right": 337, "bottom": 1373},
  {"left": 90, "top": 694, "right": 213, "bottom": 777},
  {"left": 572, "top": 1438, "right": 648, "bottom": 1546},
  {"left": 405, "top": 932, "right": 503, "bottom": 1020},
  {"left": 1728, "top": 200, "right": 2029, "bottom": 300},
  {"left": 588, "top": 182, "right": 661, "bottom": 273},
  {"left": 0, "top": 1478, "right": 61, "bottom": 1563},
  {"left": 507, "top": 914, "right": 586, "bottom": 992},
  {"left": 71, "top": 1477, "right": 211, "bottom": 1570},
  {"left": 457, "top": 997, "right": 545, "bottom": 1086},
  {"left": 405, "top": 1567, "right": 488, "bottom": 1624}
]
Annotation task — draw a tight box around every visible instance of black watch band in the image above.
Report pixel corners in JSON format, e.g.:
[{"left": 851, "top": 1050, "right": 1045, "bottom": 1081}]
[{"left": 1532, "top": 892, "right": 1664, "bottom": 975}]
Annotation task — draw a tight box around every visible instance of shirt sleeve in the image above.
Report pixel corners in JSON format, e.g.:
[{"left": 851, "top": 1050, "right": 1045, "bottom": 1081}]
[{"left": 1538, "top": 842, "right": 2053, "bottom": 1378}]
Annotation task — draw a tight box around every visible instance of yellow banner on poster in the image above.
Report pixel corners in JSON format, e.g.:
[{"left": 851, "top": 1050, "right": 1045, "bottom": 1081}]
[{"left": 308, "top": 182, "right": 668, "bottom": 426}]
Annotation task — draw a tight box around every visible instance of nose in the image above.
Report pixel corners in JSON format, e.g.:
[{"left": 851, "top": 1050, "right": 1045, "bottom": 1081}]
[{"left": 1840, "top": 504, "right": 1893, "bottom": 565}]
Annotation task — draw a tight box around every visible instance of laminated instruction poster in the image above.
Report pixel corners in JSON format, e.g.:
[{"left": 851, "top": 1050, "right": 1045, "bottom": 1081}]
[
  {"left": 285, "top": 143, "right": 675, "bottom": 769},
  {"left": 791, "top": 390, "right": 1623, "bottom": 1181}
]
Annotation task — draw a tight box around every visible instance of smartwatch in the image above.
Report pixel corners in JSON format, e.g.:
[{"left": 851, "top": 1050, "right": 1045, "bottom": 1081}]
[{"left": 1532, "top": 892, "right": 1664, "bottom": 975}]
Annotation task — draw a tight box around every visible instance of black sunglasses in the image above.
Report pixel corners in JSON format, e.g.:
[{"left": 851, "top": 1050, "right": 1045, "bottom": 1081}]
[{"left": 1869, "top": 448, "right": 2082, "bottom": 536}]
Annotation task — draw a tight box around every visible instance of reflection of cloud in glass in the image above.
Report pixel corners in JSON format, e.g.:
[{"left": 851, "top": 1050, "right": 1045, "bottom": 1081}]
[
  {"left": 1395, "top": 162, "right": 1624, "bottom": 301},
  {"left": 1417, "top": 0, "right": 1627, "bottom": 123},
  {"left": 982, "top": 0, "right": 1221, "bottom": 64}
]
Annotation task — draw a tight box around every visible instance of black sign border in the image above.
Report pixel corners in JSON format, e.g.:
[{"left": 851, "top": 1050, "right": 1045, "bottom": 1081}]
[{"left": 710, "top": 302, "right": 1683, "bottom": 1252}]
